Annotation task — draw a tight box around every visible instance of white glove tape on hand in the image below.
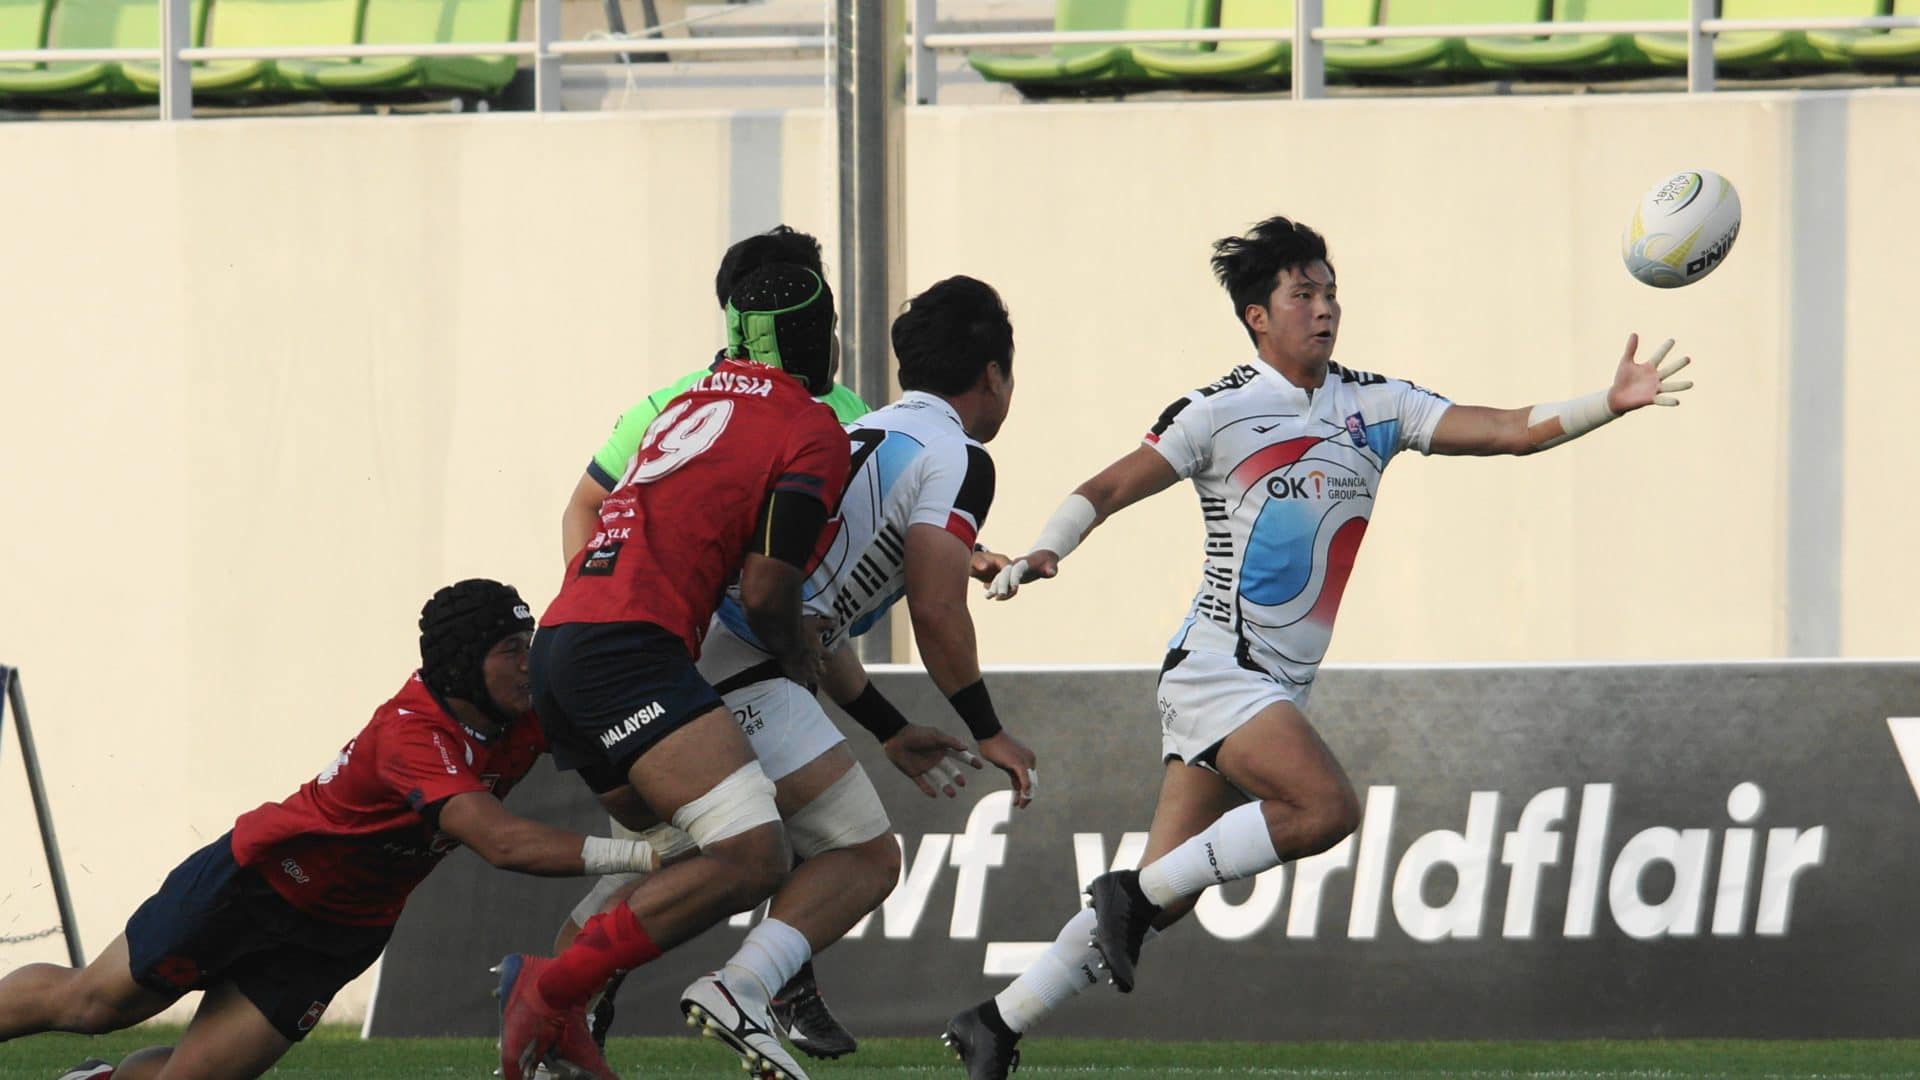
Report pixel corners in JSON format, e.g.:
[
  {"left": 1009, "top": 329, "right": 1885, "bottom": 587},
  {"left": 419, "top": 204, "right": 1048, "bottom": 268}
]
[
  {"left": 1527, "top": 388, "right": 1616, "bottom": 450},
  {"left": 987, "top": 559, "right": 1028, "bottom": 600},
  {"left": 582, "top": 836, "right": 659, "bottom": 875},
  {"left": 927, "top": 758, "right": 963, "bottom": 791}
]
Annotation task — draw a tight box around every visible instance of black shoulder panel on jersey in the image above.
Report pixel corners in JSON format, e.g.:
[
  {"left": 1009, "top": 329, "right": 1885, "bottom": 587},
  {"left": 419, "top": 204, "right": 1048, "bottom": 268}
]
[
  {"left": 1149, "top": 395, "right": 1193, "bottom": 437},
  {"left": 1199, "top": 365, "right": 1259, "bottom": 397},
  {"left": 1330, "top": 362, "right": 1387, "bottom": 387},
  {"left": 954, "top": 444, "right": 996, "bottom": 527}
]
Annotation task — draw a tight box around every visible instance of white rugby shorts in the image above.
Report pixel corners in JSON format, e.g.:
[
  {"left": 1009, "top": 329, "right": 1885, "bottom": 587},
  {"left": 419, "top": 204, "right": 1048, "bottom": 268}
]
[
  {"left": 1156, "top": 648, "right": 1309, "bottom": 767},
  {"left": 696, "top": 621, "right": 845, "bottom": 781}
]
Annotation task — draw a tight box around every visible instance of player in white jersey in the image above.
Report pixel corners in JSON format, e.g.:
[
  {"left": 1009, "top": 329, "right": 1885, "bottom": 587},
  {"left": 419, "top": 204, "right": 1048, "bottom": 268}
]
[
  {"left": 560, "top": 277, "right": 1039, "bottom": 1080},
  {"left": 943, "top": 216, "right": 1694, "bottom": 1078}
]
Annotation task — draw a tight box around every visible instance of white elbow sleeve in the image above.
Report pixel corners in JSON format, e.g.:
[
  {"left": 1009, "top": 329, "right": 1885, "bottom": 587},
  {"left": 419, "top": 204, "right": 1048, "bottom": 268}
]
[{"left": 1527, "top": 389, "right": 1616, "bottom": 450}]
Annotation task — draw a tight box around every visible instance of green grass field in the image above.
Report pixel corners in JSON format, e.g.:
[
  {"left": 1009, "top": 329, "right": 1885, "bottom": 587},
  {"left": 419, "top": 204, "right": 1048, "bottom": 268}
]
[{"left": 5, "top": 1028, "right": 1917, "bottom": 1079}]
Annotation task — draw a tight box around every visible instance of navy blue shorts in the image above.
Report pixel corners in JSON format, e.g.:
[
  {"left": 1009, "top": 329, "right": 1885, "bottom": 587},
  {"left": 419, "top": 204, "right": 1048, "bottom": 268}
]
[
  {"left": 531, "top": 621, "right": 727, "bottom": 793},
  {"left": 124, "top": 833, "right": 391, "bottom": 1042}
]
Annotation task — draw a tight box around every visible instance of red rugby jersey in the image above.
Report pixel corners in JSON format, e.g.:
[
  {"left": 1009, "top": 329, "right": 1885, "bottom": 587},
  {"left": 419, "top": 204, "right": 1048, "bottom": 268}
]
[
  {"left": 228, "top": 673, "right": 547, "bottom": 926},
  {"left": 542, "top": 359, "right": 851, "bottom": 656}
]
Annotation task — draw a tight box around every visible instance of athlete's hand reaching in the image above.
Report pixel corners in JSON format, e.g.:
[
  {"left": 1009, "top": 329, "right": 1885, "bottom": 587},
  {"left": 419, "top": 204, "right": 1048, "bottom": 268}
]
[
  {"left": 977, "top": 731, "right": 1037, "bottom": 808},
  {"left": 984, "top": 550, "right": 1060, "bottom": 601},
  {"left": 1607, "top": 333, "right": 1693, "bottom": 414},
  {"left": 778, "top": 635, "right": 828, "bottom": 689},
  {"left": 884, "top": 724, "right": 983, "bottom": 799},
  {"left": 970, "top": 547, "right": 1013, "bottom": 585}
]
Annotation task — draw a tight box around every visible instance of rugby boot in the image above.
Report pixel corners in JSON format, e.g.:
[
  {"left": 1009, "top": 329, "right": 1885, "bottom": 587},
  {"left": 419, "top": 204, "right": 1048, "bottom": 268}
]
[
  {"left": 770, "top": 961, "right": 857, "bottom": 1059},
  {"left": 493, "top": 953, "right": 618, "bottom": 1080},
  {"left": 53, "top": 1060, "right": 114, "bottom": 1080},
  {"left": 681, "top": 970, "right": 810, "bottom": 1080},
  {"left": 941, "top": 1001, "right": 1021, "bottom": 1080},
  {"left": 1086, "top": 870, "right": 1160, "bottom": 993}
]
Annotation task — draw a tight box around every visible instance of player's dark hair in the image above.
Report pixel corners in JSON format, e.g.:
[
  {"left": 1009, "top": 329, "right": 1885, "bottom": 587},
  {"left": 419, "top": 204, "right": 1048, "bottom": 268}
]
[
  {"left": 713, "top": 225, "right": 825, "bottom": 310},
  {"left": 418, "top": 579, "right": 534, "bottom": 720},
  {"left": 891, "top": 276, "right": 1013, "bottom": 396},
  {"left": 727, "top": 263, "right": 837, "bottom": 396},
  {"left": 1210, "top": 216, "right": 1335, "bottom": 345}
]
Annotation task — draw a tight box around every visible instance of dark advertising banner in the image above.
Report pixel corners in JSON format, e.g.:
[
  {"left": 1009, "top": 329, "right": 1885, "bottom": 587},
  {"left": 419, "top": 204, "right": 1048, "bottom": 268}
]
[{"left": 370, "top": 662, "right": 1920, "bottom": 1041}]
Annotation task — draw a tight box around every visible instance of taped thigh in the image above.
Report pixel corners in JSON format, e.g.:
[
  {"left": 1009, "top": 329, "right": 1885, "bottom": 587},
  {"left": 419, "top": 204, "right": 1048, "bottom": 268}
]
[
  {"left": 670, "top": 761, "right": 780, "bottom": 848},
  {"left": 785, "top": 763, "right": 890, "bottom": 859}
]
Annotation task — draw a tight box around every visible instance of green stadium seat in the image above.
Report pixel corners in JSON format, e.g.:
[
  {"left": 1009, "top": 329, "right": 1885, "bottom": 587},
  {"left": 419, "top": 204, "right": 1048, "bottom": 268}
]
[
  {"left": 0, "top": 0, "right": 61, "bottom": 94},
  {"left": 1463, "top": 0, "right": 1687, "bottom": 75},
  {"left": 1808, "top": 0, "right": 1918, "bottom": 70},
  {"left": 968, "top": 0, "right": 1216, "bottom": 92},
  {"left": 123, "top": 0, "right": 362, "bottom": 96},
  {"left": 0, "top": 0, "right": 209, "bottom": 98},
  {"left": 1130, "top": 0, "right": 1377, "bottom": 84},
  {"left": 1324, "top": 0, "right": 1549, "bottom": 79},
  {"left": 280, "top": 0, "right": 523, "bottom": 96},
  {"left": 0, "top": 0, "right": 52, "bottom": 57},
  {"left": 1635, "top": 0, "right": 1887, "bottom": 71}
]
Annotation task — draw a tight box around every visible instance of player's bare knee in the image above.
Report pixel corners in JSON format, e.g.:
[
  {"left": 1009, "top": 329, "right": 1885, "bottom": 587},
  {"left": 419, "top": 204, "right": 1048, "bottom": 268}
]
[
  {"left": 859, "top": 832, "right": 903, "bottom": 887},
  {"left": 706, "top": 823, "right": 790, "bottom": 907}
]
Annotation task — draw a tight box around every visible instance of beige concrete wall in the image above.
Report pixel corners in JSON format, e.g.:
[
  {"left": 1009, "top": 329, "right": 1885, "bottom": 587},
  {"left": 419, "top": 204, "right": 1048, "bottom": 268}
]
[{"left": 1, "top": 91, "right": 1914, "bottom": 1022}]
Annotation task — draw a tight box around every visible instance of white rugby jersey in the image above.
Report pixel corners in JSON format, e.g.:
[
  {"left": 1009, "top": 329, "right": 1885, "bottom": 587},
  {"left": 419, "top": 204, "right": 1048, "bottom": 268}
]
[
  {"left": 1147, "top": 356, "right": 1451, "bottom": 700},
  {"left": 714, "top": 390, "right": 995, "bottom": 658}
]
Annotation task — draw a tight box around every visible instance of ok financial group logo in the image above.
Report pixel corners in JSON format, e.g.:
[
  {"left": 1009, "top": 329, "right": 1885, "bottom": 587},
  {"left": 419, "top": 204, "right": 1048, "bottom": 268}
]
[{"left": 756, "top": 717, "right": 1920, "bottom": 975}]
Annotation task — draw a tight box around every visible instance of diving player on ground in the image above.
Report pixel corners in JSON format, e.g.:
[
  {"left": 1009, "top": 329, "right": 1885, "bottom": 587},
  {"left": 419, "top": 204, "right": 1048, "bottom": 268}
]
[
  {"left": 942, "top": 216, "right": 1694, "bottom": 1079},
  {"left": 0, "top": 580, "right": 661, "bottom": 1080}
]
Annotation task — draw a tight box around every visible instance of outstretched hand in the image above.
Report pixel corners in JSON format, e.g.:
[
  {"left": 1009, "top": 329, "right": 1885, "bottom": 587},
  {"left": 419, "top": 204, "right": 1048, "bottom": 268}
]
[
  {"left": 1608, "top": 333, "right": 1694, "bottom": 414},
  {"left": 977, "top": 731, "right": 1037, "bottom": 808},
  {"left": 969, "top": 548, "right": 1013, "bottom": 585},
  {"left": 884, "top": 723, "right": 983, "bottom": 799},
  {"left": 984, "top": 550, "right": 1061, "bottom": 601}
]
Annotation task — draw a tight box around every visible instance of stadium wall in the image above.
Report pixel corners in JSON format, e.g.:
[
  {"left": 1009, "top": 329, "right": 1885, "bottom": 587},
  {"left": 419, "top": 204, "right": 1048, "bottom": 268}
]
[
  {"left": 372, "top": 662, "right": 1920, "bottom": 1040},
  {"left": 0, "top": 91, "right": 1914, "bottom": 1025}
]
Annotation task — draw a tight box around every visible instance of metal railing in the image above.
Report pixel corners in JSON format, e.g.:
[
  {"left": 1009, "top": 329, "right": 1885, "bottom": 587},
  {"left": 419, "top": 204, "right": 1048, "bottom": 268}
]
[
  {"left": 0, "top": 0, "right": 829, "bottom": 118},
  {"left": 910, "top": 0, "right": 1920, "bottom": 103},
  {"left": 2, "top": 0, "right": 1914, "bottom": 118}
]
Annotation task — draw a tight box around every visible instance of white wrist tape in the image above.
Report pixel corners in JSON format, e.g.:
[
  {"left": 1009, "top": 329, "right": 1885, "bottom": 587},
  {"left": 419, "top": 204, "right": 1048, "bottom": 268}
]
[
  {"left": 1527, "top": 389, "right": 1616, "bottom": 450},
  {"left": 1032, "top": 493, "right": 1097, "bottom": 560},
  {"left": 581, "top": 836, "right": 659, "bottom": 876}
]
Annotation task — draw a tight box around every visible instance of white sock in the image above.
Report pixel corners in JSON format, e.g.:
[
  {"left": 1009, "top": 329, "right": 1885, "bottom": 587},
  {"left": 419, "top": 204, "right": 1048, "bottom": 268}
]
[
  {"left": 991, "top": 908, "right": 1161, "bottom": 1033},
  {"left": 1136, "top": 801, "right": 1281, "bottom": 908},
  {"left": 993, "top": 908, "right": 1100, "bottom": 1033},
  {"left": 722, "top": 917, "right": 811, "bottom": 1003}
]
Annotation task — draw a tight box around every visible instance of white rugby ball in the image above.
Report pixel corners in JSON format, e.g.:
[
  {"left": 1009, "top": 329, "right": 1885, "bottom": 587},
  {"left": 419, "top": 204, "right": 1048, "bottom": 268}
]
[{"left": 1621, "top": 169, "right": 1741, "bottom": 288}]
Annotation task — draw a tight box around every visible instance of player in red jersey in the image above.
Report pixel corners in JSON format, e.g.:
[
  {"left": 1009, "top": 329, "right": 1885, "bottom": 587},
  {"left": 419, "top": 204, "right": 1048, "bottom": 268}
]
[
  {"left": 0, "top": 579, "right": 663, "bottom": 1080},
  {"left": 497, "top": 263, "right": 852, "bottom": 1080}
]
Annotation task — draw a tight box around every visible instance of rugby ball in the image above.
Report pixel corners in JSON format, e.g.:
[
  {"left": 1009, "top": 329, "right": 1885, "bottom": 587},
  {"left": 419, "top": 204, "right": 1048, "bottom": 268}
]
[{"left": 1621, "top": 169, "right": 1741, "bottom": 288}]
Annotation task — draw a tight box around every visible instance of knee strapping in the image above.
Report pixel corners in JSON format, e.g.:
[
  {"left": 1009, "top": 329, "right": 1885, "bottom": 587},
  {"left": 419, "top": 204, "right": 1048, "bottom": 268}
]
[
  {"left": 785, "top": 765, "right": 889, "bottom": 860},
  {"left": 671, "top": 762, "right": 780, "bottom": 849}
]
